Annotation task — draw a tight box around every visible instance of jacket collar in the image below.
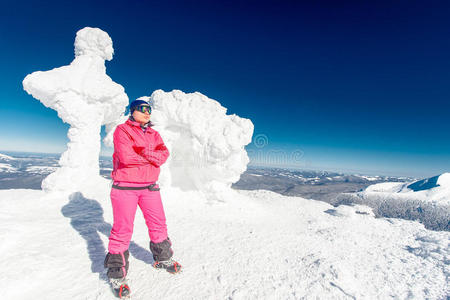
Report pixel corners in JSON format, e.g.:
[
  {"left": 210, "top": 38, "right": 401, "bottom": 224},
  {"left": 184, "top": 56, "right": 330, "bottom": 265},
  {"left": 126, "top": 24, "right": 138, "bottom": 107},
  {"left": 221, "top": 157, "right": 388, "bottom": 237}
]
[
  {"left": 126, "top": 118, "right": 154, "bottom": 132},
  {"left": 126, "top": 118, "right": 141, "bottom": 127}
]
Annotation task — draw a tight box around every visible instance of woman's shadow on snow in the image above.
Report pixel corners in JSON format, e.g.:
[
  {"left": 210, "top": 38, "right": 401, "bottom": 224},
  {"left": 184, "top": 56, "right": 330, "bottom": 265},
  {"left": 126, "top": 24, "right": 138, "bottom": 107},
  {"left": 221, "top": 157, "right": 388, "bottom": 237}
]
[{"left": 61, "top": 192, "right": 154, "bottom": 282}]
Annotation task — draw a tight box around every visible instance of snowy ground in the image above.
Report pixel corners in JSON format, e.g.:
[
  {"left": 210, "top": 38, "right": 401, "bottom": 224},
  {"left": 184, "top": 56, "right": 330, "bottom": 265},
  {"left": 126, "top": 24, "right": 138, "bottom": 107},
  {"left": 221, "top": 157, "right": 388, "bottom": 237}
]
[
  {"left": 335, "top": 173, "right": 450, "bottom": 231},
  {"left": 1, "top": 187, "right": 448, "bottom": 299}
]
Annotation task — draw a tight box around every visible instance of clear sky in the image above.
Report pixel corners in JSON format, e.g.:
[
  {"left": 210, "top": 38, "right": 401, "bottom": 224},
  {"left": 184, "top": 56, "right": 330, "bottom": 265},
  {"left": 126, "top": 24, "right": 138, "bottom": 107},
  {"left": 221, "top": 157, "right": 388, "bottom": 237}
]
[{"left": 0, "top": 0, "right": 449, "bottom": 178}]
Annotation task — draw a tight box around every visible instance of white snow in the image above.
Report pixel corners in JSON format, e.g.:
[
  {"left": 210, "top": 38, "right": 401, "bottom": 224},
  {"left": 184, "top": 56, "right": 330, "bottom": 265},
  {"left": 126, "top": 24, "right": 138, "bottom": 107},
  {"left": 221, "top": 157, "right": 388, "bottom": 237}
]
[
  {"left": 361, "top": 175, "right": 380, "bottom": 181},
  {"left": 362, "top": 173, "right": 450, "bottom": 206},
  {"left": 437, "top": 172, "right": 450, "bottom": 188},
  {"left": 74, "top": 27, "right": 114, "bottom": 61},
  {"left": 25, "top": 166, "right": 58, "bottom": 173},
  {"left": 10, "top": 27, "right": 449, "bottom": 299},
  {"left": 0, "top": 153, "right": 16, "bottom": 161},
  {"left": 364, "top": 182, "right": 406, "bottom": 193},
  {"left": 0, "top": 163, "right": 16, "bottom": 172},
  {"left": 0, "top": 188, "right": 448, "bottom": 299}
]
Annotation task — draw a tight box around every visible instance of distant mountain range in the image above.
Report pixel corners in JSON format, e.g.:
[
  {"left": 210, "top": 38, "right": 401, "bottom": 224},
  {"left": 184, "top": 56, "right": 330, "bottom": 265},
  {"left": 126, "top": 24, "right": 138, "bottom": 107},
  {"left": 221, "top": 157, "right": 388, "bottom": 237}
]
[
  {"left": 0, "top": 152, "right": 112, "bottom": 189},
  {"left": 0, "top": 152, "right": 412, "bottom": 198},
  {"left": 232, "top": 166, "right": 414, "bottom": 204}
]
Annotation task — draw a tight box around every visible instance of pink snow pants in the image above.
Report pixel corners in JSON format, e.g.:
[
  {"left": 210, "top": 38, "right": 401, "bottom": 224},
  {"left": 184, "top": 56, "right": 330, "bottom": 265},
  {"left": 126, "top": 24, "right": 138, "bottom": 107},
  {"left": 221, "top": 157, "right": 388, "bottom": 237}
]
[{"left": 108, "top": 181, "right": 168, "bottom": 254}]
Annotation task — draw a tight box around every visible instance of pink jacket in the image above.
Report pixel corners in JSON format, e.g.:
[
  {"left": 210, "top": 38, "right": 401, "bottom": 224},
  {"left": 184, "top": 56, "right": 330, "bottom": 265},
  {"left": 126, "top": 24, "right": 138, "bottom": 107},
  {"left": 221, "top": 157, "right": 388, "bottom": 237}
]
[{"left": 111, "top": 119, "right": 170, "bottom": 182}]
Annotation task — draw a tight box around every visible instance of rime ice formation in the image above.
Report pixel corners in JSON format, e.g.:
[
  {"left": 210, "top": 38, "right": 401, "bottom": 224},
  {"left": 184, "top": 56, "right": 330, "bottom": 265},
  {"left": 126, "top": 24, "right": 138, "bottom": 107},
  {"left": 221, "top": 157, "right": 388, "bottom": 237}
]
[
  {"left": 138, "top": 90, "right": 254, "bottom": 198},
  {"left": 23, "top": 27, "right": 128, "bottom": 195}
]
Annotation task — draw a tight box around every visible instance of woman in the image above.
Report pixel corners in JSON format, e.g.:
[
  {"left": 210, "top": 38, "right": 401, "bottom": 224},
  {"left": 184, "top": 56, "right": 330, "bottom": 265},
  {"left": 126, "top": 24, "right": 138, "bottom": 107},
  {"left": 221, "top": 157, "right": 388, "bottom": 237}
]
[{"left": 104, "top": 99, "right": 181, "bottom": 298}]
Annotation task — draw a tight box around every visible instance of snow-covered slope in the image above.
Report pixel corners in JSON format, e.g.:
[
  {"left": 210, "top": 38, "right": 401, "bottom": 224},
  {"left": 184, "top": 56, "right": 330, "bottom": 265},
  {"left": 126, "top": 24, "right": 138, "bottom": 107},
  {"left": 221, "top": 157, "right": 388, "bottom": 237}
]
[
  {"left": 333, "top": 173, "right": 450, "bottom": 231},
  {"left": 0, "top": 163, "right": 16, "bottom": 172},
  {"left": 0, "top": 187, "right": 448, "bottom": 299},
  {"left": 0, "top": 153, "right": 16, "bottom": 161},
  {"left": 361, "top": 173, "right": 450, "bottom": 206},
  {"left": 0, "top": 153, "right": 16, "bottom": 172}
]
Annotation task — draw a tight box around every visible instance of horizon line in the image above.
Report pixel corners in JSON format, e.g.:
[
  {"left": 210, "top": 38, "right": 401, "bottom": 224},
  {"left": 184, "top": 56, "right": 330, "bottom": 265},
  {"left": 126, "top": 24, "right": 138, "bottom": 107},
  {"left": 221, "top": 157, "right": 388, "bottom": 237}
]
[{"left": 0, "top": 149, "right": 437, "bottom": 179}]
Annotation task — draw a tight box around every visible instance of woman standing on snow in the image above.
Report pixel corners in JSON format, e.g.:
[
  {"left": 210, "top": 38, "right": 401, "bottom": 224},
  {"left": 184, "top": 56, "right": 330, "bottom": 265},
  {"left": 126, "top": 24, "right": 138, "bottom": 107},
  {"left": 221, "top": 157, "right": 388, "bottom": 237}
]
[{"left": 104, "top": 100, "right": 181, "bottom": 298}]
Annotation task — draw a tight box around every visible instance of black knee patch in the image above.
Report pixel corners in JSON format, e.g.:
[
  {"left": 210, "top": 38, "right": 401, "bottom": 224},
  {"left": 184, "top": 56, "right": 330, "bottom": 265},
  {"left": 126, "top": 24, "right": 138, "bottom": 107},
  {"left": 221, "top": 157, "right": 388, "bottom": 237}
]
[{"left": 104, "top": 250, "right": 129, "bottom": 279}]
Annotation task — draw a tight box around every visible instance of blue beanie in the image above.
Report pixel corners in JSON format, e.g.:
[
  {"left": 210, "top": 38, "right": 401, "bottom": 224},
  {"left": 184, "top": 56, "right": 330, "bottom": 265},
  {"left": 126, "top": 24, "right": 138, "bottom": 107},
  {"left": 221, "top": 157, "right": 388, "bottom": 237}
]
[{"left": 129, "top": 100, "right": 150, "bottom": 113}]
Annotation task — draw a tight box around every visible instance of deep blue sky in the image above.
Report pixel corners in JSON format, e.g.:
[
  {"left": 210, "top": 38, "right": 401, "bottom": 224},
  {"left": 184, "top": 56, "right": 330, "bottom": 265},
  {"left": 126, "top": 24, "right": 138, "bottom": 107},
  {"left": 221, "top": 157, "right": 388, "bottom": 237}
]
[{"left": 0, "top": 0, "right": 449, "bottom": 177}]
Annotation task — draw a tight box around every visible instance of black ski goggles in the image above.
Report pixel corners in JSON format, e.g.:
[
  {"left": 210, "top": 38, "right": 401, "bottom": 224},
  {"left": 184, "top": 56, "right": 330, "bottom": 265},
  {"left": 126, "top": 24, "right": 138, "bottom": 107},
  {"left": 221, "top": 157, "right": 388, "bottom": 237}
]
[{"left": 135, "top": 105, "right": 151, "bottom": 114}]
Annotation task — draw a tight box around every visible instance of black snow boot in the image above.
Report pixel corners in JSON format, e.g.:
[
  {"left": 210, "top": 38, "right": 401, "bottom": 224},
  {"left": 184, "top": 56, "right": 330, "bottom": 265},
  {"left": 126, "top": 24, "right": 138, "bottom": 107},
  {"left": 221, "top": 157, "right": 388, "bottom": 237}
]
[
  {"left": 150, "top": 238, "right": 182, "bottom": 274},
  {"left": 104, "top": 250, "right": 130, "bottom": 279},
  {"left": 104, "top": 251, "right": 131, "bottom": 297}
]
